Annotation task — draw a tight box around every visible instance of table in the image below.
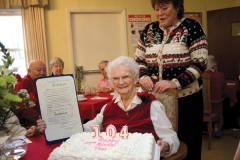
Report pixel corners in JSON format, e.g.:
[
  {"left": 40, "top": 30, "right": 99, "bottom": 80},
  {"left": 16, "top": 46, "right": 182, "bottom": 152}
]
[
  {"left": 22, "top": 134, "right": 61, "bottom": 160},
  {"left": 226, "top": 80, "right": 239, "bottom": 107},
  {"left": 223, "top": 80, "right": 240, "bottom": 129},
  {"left": 78, "top": 92, "right": 113, "bottom": 121}
]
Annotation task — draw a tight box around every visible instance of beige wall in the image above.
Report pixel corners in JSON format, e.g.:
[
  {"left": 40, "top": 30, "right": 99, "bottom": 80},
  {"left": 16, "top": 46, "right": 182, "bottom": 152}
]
[
  {"left": 238, "top": 0, "right": 240, "bottom": 5},
  {"left": 45, "top": 0, "right": 239, "bottom": 74}
]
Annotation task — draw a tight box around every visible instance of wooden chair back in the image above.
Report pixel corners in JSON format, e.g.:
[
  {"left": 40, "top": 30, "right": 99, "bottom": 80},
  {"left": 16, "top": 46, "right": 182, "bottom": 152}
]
[
  {"left": 135, "top": 84, "right": 187, "bottom": 159},
  {"left": 201, "top": 72, "right": 222, "bottom": 150},
  {"left": 135, "top": 84, "right": 178, "bottom": 132},
  {"left": 152, "top": 89, "right": 178, "bottom": 133},
  {"left": 201, "top": 72, "right": 212, "bottom": 118}
]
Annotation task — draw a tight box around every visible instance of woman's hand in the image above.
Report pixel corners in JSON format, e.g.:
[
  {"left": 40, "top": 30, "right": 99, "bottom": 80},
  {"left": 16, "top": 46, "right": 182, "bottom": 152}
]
[
  {"left": 139, "top": 76, "right": 154, "bottom": 91},
  {"left": 37, "top": 119, "right": 47, "bottom": 133},
  {"left": 154, "top": 80, "right": 177, "bottom": 93},
  {"left": 157, "top": 140, "right": 170, "bottom": 157},
  {"left": 25, "top": 126, "right": 40, "bottom": 137}
]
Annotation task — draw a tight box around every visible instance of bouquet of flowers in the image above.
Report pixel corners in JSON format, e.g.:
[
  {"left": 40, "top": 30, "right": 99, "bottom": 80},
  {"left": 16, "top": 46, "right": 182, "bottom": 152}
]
[{"left": 0, "top": 42, "right": 35, "bottom": 132}]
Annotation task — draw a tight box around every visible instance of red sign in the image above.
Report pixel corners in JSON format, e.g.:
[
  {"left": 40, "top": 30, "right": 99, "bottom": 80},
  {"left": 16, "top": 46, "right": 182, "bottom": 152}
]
[{"left": 128, "top": 15, "right": 151, "bottom": 22}]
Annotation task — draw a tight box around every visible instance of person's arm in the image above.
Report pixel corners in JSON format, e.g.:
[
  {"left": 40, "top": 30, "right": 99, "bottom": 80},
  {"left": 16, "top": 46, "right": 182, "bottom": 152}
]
[
  {"left": 35, "top": 104, "right": 107, "bottom": 133},
  {"left": 134, "top": 23, "right": 152, "bottom": 78},
  {"left": 172, "top": 21, "right": 208, "bottom": 90},
  {"left": 83, "top": 104, "right": 107, "bottom": 132},
  {"left": 12, "top": 107, "right": 39, "bottom": 125},
  {"left": 6, "top": 114, "right": 27, "bottom": 137},
  {"left": 150, "top": 100, "right": 180, "bottom": 157},
  {"left": 25, "top": 126, "right": 40, "bottom": 137}
]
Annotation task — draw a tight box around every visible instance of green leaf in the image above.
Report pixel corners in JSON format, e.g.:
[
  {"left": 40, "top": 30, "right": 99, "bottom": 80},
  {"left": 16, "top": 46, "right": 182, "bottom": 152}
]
[
  {"left": 2, "top": 75, "right": 17, "bottom": 84},
  {"left": 4, "top": 93, "right": 22, "bottom": 103},
  {"left": 0, "top": 99, "right": 10, "bottom": 108},
  {"left": 0, "top": 77, "right": 6, "bottom": 87},
  {"left": 0, "top": 87, "right": 9, "bottom": 95}
]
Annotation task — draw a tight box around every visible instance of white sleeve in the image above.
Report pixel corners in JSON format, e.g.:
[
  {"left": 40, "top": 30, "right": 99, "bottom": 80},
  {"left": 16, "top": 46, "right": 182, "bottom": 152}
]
[
  {"left": 150, "top": 100, "right": 180, "bottom": 157},
  {"left": 83, "top": 104, "right": 107, "bottom": 132},
  {"left": 8, "top": 115, "right": 27, "bottom": 137}
]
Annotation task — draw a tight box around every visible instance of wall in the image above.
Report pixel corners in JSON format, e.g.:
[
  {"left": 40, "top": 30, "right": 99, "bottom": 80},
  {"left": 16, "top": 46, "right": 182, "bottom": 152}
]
[
  {"left": 44, "top": 0, "right": 238, "bottom": 74},
  {"left": 207, "top": 7, "right": 240, "bottom": 79}
]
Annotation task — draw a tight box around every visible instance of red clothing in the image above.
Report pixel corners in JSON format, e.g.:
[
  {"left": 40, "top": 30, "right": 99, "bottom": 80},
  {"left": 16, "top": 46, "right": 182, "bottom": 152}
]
[
  {"left": 102, "top": 100, "right": 158, "bottom": 141},
  {"left": 205, "top": 70, "right": 226, "bottom": 113},
  {"left": 14, "top": 74, "right": 40, "bottom": 126}
]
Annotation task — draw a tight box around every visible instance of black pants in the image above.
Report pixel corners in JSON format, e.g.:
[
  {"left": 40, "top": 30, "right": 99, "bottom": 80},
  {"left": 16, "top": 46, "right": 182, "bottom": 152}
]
[{"left": 178, "top": 90, "right": 203, "bottom": 160}]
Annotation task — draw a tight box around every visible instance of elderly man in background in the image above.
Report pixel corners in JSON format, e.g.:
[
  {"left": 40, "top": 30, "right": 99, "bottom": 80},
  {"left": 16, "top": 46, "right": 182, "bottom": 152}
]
[
  {"left": 204, "top": 55, "right": 226, "bottom": 135},
  {"left": 97, "top": 60, "right": 113, "bottom": 92},
  {"left": 14, "top": 60, "right": 47, "bottom": 128},
  {"left": 205, "top": 55, "right": 226, "bottom": 113},
  {"left": 49, "top": 57, "right": 64, "bottom": 76}
]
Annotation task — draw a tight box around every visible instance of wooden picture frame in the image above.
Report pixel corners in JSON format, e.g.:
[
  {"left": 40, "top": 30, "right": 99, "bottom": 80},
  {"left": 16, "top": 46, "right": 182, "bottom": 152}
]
[{"left": 184, "top": 12, "right": 202, "bottom": 24}]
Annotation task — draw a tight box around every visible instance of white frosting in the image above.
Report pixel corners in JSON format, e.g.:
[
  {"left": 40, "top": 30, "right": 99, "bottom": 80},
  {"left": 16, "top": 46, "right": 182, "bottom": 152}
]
[{"left": 48, "top": 132, "right": 159, "bottom": 160}]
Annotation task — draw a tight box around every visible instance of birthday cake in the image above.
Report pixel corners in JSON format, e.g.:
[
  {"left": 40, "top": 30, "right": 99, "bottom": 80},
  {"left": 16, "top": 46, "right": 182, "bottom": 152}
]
[{"left": 48, "top": 132, "right": 160, "bottom": 160}]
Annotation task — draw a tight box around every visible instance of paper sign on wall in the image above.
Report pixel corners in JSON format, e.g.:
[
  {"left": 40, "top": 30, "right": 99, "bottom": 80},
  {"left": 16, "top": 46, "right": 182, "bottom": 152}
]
[{"left": 128, "top": 15, "right": 151, "bottom": 46}]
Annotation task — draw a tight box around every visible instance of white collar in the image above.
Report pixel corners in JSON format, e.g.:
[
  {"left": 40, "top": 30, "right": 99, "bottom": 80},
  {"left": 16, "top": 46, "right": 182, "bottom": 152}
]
[{"left": 114, "top": 94, "right": 142, "bottom": 111}]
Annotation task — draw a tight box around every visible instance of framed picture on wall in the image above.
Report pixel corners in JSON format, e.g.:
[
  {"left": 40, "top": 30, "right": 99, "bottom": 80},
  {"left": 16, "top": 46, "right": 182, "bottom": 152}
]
[{"left": 184, "top": 12, "right": 202, "bottom": 24}]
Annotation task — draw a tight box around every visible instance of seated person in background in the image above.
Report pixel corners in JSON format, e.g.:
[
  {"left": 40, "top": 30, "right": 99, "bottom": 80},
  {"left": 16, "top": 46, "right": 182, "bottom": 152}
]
[
  {"left": 50, "top": 57, "right": 64, "bottom": 76},
  {"left": 204, "top": 55, "right": 226, "bottom": 132},
  {"left": 97, "top": 60, "right": 113, "bottom": 92},
  {"left": 0, "top": 112, "right": 42, "bottom": 137},
  {"left": 14, "top": 60, "right": 47, "bottom": 127},
  {"left": 37, "top": 56, "right": 180, "bottom": 158}
]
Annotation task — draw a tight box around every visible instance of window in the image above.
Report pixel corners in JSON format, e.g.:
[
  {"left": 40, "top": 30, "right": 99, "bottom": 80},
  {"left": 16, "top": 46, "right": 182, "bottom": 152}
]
[{"left": 0, "top": 9, "right": 26, "bottom": 77}]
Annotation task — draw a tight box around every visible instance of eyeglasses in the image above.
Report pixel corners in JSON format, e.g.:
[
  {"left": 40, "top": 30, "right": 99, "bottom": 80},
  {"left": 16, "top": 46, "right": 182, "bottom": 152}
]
[
  {"left": 111, "top": 73, "right": 135, "bottom": 83},
  {"left": 53, "top": 65, "right": 63, "bottom": 69}
]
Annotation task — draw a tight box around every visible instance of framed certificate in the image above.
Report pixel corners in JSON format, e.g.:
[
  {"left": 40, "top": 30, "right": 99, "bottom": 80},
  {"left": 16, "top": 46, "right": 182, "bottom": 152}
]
[{"left": 35, "top": 74, "right": 83, "bottom": 144}]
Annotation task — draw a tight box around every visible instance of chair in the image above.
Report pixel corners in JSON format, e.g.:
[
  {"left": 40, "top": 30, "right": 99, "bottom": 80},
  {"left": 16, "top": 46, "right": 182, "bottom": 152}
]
[
  {"left": 152, "top": 89, "right": 178, "bottom": 132},
  {"left": 202, "top": 72, "right": 223, "bottom": 150},
  {"left": 135, "top": 84, "right": 187, "bottom": 159},
  {"left": 152, "top": 88, "right": 187, "bottom": 160}
]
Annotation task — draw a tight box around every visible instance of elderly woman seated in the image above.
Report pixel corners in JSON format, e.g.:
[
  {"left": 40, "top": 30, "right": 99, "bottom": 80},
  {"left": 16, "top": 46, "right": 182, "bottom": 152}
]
[
  {"left": 37, "top": 56, "right": 180, "bottom": 158},
  {"left": 0, "top": 112, "right": 42, "bottom": 138},
  {"left": 50, "top": 57, "right": 64, "bottom": 76}
]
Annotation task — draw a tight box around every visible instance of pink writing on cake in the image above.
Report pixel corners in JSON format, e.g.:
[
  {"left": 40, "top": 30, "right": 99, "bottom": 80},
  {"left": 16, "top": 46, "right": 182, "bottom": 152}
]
[
  {"left": 84, "top": 141, "right": 96, "bottom": 145},
  {"left": 94, "top": 146, "right": 107, "bottom": 150},
  {"left": 95, "top": 138, "right": 120, "bottom": 148}
]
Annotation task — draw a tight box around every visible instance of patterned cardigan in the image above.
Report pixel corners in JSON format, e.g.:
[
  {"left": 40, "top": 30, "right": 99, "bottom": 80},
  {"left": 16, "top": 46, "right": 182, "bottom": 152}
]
[{"left": 134, "top": 18, "right": 208, "bottom": 98}]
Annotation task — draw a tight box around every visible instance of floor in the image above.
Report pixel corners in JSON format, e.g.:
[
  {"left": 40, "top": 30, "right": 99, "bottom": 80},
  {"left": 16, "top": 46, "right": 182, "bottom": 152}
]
[{"left": 201, "top": 130, "right": 240, "bottom": 160}]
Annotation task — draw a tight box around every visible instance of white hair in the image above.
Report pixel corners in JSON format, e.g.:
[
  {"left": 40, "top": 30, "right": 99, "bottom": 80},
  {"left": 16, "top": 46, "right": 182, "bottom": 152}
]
[
  {"left": 105, "top": 56, "right": 139, "bottom": 80},
  {"left": 207, "top": 55, "right": 217, "bottom": 69}
]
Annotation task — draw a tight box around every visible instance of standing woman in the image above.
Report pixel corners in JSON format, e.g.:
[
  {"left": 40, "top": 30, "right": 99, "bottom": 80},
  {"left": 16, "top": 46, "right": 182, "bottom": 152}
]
[
  {"left": 134, "top": 0, "right": 208, "bottom": 159},
  {"left": 49, "top": 57, "right": 64, "bottom": 76}
]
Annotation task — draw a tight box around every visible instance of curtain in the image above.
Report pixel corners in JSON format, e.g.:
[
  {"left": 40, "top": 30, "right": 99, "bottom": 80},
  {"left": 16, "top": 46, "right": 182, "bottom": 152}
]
[
  {"left": 21, "top": 6, "right": 49, "bottom": 74},
  {"left": 0, "top": 0, "right": 49, "bottom": 9}
]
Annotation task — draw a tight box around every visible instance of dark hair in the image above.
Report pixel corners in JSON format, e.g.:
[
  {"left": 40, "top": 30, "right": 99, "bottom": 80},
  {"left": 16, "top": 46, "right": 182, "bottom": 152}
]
[{"left": 151, "top": 0, "right": 184, "bottom": 19}]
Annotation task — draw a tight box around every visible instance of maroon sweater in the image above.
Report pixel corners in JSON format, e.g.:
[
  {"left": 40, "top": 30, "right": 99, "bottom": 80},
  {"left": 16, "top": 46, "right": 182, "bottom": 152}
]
[
  {"left": 14, "top": 74, "right": 40, "bottom": 127},
  {"left": 102, "top": 100, "right": 158, "bottom": 141},
  {"left": 205, "top": 70, "right": 226, "bottom": 113}
]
